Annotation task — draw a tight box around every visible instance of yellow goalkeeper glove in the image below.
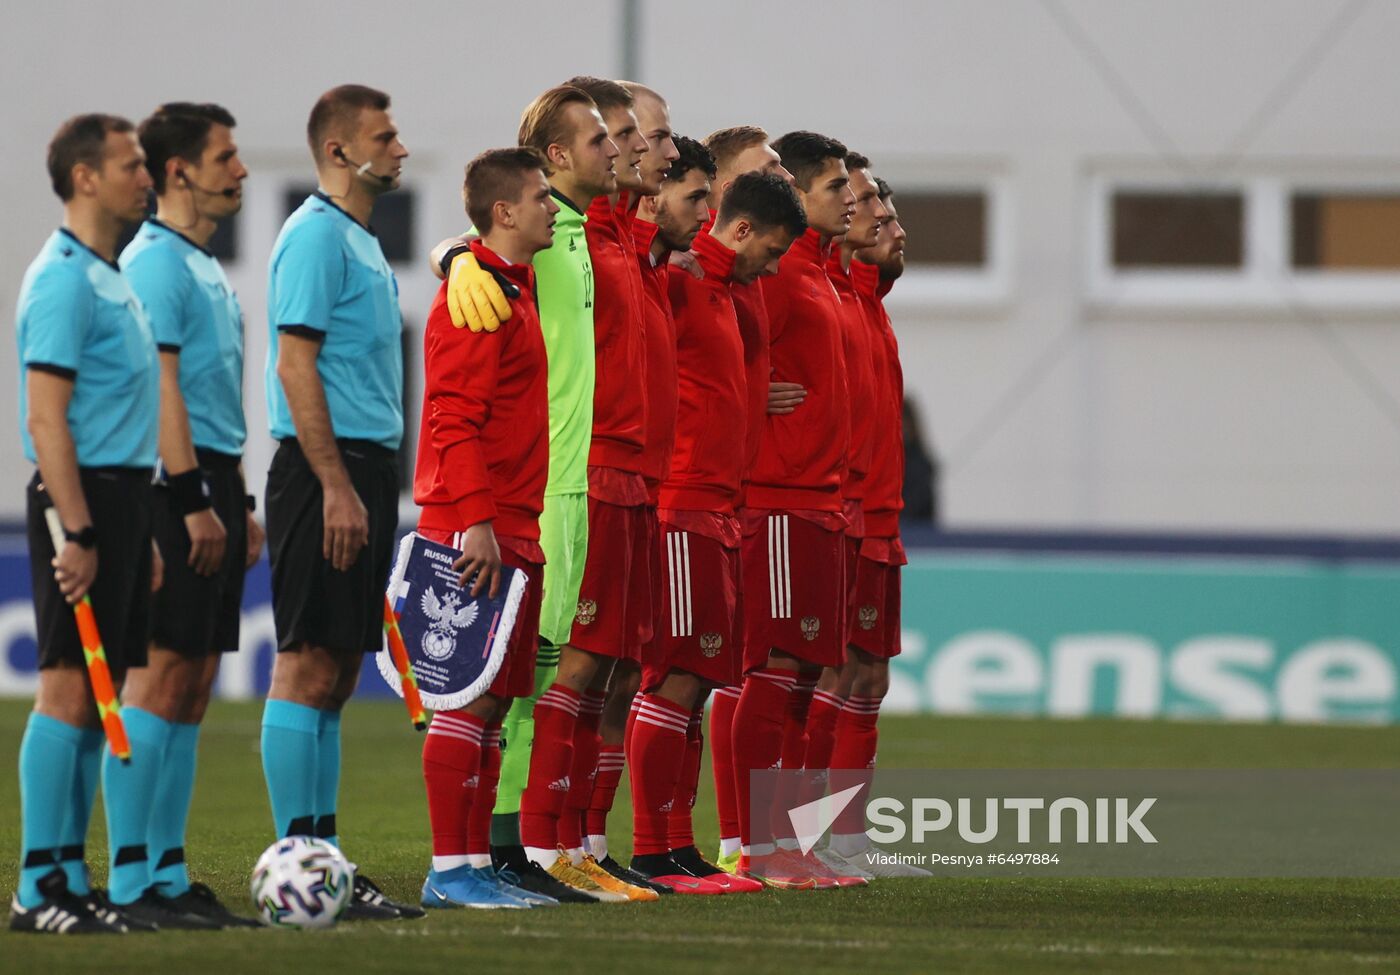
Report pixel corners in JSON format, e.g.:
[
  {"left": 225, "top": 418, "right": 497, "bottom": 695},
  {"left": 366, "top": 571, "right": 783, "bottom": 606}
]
[{"left": 446, "top": 251, "right": 513, "bottom": 332}]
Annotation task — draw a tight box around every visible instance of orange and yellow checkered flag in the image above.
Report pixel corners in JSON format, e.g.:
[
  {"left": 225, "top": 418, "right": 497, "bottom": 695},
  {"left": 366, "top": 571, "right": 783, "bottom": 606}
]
[
  {"left": 44, "top": 507, "right": 131, "bottom": 763},
  {"left": 383, "top": 595, "right": 428, "bottom": 730}
]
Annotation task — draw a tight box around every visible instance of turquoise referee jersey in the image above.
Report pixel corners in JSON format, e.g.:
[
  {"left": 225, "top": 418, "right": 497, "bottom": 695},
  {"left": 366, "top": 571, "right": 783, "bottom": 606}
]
[
  {"left": 122, "top": 219, "right": 246, "bottom": 456},
  {"left": 265, "top": 192, "right": 403, "bottom": 451},
  {"left": 16, "top": 228, "right": 158, "bottom": 468}
]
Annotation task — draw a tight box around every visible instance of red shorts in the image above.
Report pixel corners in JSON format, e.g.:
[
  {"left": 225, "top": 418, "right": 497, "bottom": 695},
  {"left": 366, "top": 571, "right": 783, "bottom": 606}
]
[
  {"left": 741, "top": 508, "right": 848, "bottom": 671},
  {"left": 849, "top": 537, "right": 906, "bottom": 659},
  {"left": 843, "top": 533, "right": 861, "bottom": 645},
  {"left": 416, "top": 527, "right": 544, "bottom": 699},
  {"left": 570, "top": 490, "right": 655, "bottom": 659},
  {"left": 643, "top": 512, "right": 742, "bottom": 691},
  {"left": 641, "top": 505, "right": 662, "bottom": 660}
]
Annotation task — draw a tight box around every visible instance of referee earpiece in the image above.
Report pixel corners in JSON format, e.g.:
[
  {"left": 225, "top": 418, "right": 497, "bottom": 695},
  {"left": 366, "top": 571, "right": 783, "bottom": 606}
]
[
  {"left": 333, "top": 145, "right": 393, "bottom": 185},
  {"left": 177, "top": 168, "right": 240, "bottom": 199}
]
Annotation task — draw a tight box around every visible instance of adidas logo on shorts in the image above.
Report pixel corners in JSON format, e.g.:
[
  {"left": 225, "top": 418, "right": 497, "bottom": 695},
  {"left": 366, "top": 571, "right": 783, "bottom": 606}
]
[{"left": 548, "top": 776, "right": 571, "bottom": 792}]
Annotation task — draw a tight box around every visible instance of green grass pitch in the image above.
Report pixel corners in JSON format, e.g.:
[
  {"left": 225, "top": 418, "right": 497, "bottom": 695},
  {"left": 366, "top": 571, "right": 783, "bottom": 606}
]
[{"left": 1, "top": 699, "right": 1397, "bottom": 973}]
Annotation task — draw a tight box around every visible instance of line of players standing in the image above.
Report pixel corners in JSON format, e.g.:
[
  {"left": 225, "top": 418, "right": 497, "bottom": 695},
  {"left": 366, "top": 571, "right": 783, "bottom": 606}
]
[{"left": 10, "top": 76, "right": 915, "bottom": 933}]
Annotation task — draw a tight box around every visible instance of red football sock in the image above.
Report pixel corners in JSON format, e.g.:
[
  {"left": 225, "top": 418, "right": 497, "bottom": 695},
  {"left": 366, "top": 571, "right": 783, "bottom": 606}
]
[
  {"left": 789, "top": 689, "right": 844, "bottom": 815},
  {"left": 830, "top": 695, "right": 882, "bottom": 836},
  {"left": 585, "top": 745, "right": 626, "bottom": 838},
  {"left": 623, "top": 692, "right": 642, "bottom": 757},
  {"left": 667, "top": 705, "right": 705, "bottom": 851},
  {"left": 780, "top": 675, "right": 817, "bottom": 771},
  {"left": 558, "top": 689, "right": 605, "bottom": 851},
  {"left": 805, "top": 690, "right": 843, "bottom": 773},
  {"left": 519, "top": 684, "right": 581, "bottom": 850},
  {"left": 732, "top": 668, "right": 796, "bottom": 848},
  {"left": 709, "top": 686, "right": 741, "bottom": 841},
  {"left": 629, "top": 694, "right": 690, "bottom": 857},
  {"left": 467, "top": 722, "right": 502, "bottom": 856},
  {"left": 422, "top": 710, "right": 485, "bottom": 857}
]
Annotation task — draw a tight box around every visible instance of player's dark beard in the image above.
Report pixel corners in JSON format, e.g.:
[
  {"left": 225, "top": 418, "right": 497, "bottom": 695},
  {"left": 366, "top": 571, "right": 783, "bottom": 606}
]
[
  {"left": 655, "top": 201, "right": 694, "bottom": 252},
  {"left": 878, "top": 254, "right": 906, "bottom": 283}
]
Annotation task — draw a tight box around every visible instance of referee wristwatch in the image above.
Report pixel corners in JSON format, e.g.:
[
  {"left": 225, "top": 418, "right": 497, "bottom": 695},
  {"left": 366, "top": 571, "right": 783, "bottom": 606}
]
[{"left": 64, "top": 525, "right": 97, "bottom": 550}]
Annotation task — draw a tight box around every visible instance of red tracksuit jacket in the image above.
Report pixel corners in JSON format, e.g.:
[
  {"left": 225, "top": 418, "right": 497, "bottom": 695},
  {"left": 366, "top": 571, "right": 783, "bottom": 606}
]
[
  {"left": 631, "top": 216, "right": 678, "bottom": 501},
  {"left": 658, "top": 230, "right": 746, "bottom": 515},
  {"left": 827, "top": 252, "right": 878, "bottom": 504},
  {"left": 750, "top": 227, "right": 849, "bottom": 512},
  {"left": 414, "top": 240, "right": 548, "bottom": 541},
  {"left": 585, "top": 196, "right": 648, "bottom": 474},
  {"left": 851, "top": 260, "right": 904, "bottom": 537}
]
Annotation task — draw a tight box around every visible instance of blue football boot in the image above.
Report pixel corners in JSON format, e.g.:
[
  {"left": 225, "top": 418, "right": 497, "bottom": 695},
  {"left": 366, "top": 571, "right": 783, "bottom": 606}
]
[{"left": 421, "top": 865, "right": 532, "bottom": 909}]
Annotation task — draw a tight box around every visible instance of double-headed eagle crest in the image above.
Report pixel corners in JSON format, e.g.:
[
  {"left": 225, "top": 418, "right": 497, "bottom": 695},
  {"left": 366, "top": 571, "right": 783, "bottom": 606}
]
[{"left": 419, "top": 587, "right": 478, "bottom": 661}]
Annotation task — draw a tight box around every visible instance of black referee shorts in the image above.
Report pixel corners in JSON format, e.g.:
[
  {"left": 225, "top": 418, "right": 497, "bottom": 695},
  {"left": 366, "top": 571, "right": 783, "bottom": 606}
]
[
  {"left": 26, "top": 468, "right": 153, "bottom": 681},
  {"left": 150, "top": 449, "right": 248, "bottom": 657},
  {"left": 265, "top": 439, "right": 398, "bottom": 656}
]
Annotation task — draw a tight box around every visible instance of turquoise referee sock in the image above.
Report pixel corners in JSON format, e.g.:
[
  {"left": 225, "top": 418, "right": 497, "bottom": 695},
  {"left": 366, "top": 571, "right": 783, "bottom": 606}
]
[
  {"left": 261, "top": 699, "right": 320, "bottom": 837},
  {"left": 17, "top": 713, "right": 82, "bottom": 908},
  {"left": 59, "top": 726, "right": 103, "bottom": 894},
  {"left": 314, "top": 709, "right": 341, "bottom": 848},
  {"left": 149, "top": 721, "right": 200, "bottom": 896},
  {"left": 102, "top": 706, "right": 173, "bottom": 905}
]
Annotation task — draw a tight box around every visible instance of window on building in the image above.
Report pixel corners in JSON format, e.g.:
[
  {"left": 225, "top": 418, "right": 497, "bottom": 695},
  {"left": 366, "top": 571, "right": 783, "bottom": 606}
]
[
  {"left": 1292, "top": 193, "right": 1400, "bottom": 270},
  {"left": 283, "top": 185, "right": 416, "bottom": 264},
  {"left": 1090, "top": 172, "right": 1400, "bottom": 311},
  {"left": 1111, "top": 191, "right": 1245, "bottom": 269},
  {"left": 898, "top": 190, "right": 988, "bottom": 267}
]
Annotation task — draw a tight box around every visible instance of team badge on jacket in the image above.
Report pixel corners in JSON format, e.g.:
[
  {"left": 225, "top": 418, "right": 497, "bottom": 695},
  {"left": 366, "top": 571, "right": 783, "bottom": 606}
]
[{"left": 801, "top": 616, "right": 821, "bottom": 641}]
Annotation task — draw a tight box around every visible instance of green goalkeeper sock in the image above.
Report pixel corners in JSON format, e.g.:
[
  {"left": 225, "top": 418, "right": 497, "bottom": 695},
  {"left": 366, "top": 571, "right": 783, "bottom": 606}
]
[{"left": 491, "top": 644, "right": 559, "bottom": 845}]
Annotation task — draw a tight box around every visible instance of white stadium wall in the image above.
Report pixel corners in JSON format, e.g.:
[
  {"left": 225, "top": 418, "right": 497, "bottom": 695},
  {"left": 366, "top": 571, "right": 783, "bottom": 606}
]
[{"left": 2, "top": 0, "right": 1399, "bottom": 535}]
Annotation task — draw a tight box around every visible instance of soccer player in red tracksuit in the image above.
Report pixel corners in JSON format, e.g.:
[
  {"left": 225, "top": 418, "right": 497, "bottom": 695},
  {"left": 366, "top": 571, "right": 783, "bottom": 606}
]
[
  {"left": 730, "top": 131, "right": 860, "bottom": 890},
  {"left": 628, "top": 166, "right": 807, "bottom": 895},
  {"left": 413, "top": 148, "right": 561, "bottom": 910},
  {"left": 779, "top": 153, "right": 889, "bottom": 882},
  {"left": 824, "top": 177, "right": 930, "bottom": 879},
  {"left": 695, "top": 127, "right": 797, "bottom": 872},
  {"left": 581, "top": 82, "right": 680, "bottom": 879},
  {"left": 529, "top": 76, "right": 658, "bottom": 903},
  {"left": 626, "top": 137, "right": 760, "bottom": 894}
]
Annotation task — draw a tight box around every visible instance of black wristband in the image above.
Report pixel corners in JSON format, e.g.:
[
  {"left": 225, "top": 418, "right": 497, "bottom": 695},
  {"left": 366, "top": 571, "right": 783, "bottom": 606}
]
[
  {"left": 65, "top": 525, "right": 97, "bottom": 550},
  {"left": 167, "top": 468, "right": 212, "bottom": 516},
  {"left": 245, "top": 493, "right": 257, "bottom": 513},
  {"left": 438, "top": 242, "right": 470, "bottom": 278}
]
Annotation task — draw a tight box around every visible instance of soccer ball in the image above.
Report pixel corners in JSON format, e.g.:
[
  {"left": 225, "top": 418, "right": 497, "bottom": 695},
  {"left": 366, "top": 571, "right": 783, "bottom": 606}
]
[{"left": 249, "top": 836, "right": 354, "bottom": 929}]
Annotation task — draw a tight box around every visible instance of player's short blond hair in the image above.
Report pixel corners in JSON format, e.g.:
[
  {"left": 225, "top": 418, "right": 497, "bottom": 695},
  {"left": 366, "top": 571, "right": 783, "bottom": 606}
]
[
  {"left": 703, "top": 125, "right": 771, "bottom": 175},
  {"left": 518, "top": 85, "right": 597, "bottom": 171}
]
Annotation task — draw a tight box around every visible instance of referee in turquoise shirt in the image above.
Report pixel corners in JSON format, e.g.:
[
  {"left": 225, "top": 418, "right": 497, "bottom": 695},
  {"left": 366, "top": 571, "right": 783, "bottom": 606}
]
[
  {"left": 115, "top": 102, "right": 263, "bottom": 930},
  {"left": 11, "top": 114, "right": 158, "bottom": 936},
  {"left": 260, "top": 84, "right": 421, "bottom": 921}
]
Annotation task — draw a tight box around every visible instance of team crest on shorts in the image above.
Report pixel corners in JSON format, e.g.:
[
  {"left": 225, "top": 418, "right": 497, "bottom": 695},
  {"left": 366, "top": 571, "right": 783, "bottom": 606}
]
[
  {"left": 576, "top": 598, "right": 598, "bottom": 626},
  {"left": 419, "top": 587, "right": 478, "bottom": 661},
  {"left": 699, "top": 632, "right": 723, "bottom": 658},
  {"left": 858, "top": 605, "right": 879, "bottom": 631},
  {"left": 800, "top": 616, "right": 821, "bottom": 641}
]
